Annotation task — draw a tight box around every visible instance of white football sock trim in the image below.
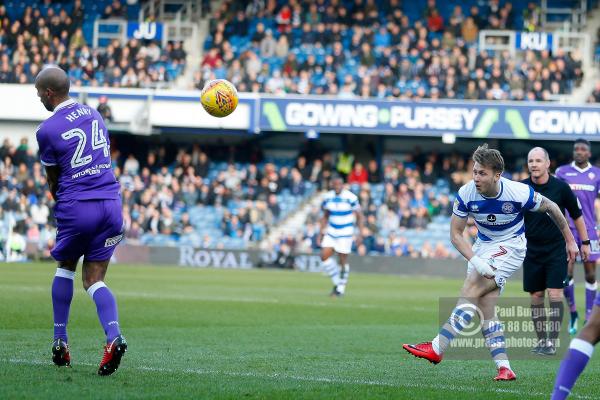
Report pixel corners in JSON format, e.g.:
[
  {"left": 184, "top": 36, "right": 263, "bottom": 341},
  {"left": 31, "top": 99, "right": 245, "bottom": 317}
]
[
  {"left": 432, "top": 336, "right": 441, "bottom": 355},
  {"left": 87, "top": 281, "right": 107, "bottom": 298},
  {"left": 55, "top": 268, "right": 75, "bottom": 280},
  {"left": 570, "top": 338, "right": 594, "bottom": 357},
  {"left": 569, "top": 279, "right": 575, "bottom": 286},
  {"left": 585, "top": 281, "right": 597, "bottom": 291},
  {"left": 496, "top": 360, "right": 510, "bottom": 370},
  {"left": 321, "top": 257, "right": 335, "bottom": 267}
]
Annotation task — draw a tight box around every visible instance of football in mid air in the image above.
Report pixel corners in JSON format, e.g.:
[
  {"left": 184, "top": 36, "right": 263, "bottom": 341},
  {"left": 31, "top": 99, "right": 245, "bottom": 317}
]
[{"left": 200, "top": 79, "right": 239, "bottom": 118}]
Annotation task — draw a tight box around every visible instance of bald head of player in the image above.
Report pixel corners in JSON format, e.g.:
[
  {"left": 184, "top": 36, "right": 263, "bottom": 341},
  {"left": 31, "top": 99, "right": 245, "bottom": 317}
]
[
  {"left": 35, "top": 66, "right": 70, "bottom": 112},
  {"left": 527, "top": 147, "right": 551, "bottom": 184}
]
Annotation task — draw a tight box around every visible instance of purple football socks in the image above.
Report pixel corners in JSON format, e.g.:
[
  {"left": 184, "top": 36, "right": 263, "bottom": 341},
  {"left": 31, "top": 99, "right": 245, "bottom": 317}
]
[
  {"left": 52, "top": 268, "right": 75, "bottom": 342},
  {"left": 87, "top": 281, "right": 121, "bottom": 343},
  {"left": 585, "top": 282, "right": 597, "bottom": 321},
  {"left": 564, "top": 278, "right": 576, "bottom": 313},
  {"left": 551, "top": 338, "right": 594, "bottom": 400}
]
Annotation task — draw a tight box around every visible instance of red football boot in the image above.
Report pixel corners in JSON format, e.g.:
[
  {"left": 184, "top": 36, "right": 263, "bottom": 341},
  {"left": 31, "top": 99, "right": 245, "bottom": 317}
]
[
  {"left": 402, "top": 342, "right": 443, "bottom": 364},
  {"left": 98, "top": 335, "right": 127, "bottom": 376},
  {"left": 494, "top": 366, "right": 517, "bottom": 381}
]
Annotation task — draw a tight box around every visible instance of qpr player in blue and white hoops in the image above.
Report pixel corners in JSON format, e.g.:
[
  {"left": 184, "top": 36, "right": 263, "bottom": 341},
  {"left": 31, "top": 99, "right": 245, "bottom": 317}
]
[
  {"left": 403, "top": 144, "right": 579, "bottom": 381},
  {"left": 317, "top": 176, "right": 364, "bottom": 297}
]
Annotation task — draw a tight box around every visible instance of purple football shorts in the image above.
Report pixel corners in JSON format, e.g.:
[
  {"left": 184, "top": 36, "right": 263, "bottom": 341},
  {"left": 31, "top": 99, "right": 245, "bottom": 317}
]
[{"left": 52, "top": 199, "right": 124, "bottom": 262}]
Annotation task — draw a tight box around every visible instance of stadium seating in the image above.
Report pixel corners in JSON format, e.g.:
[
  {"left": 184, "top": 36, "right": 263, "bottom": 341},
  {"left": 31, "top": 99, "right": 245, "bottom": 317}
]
[
  {"left": 268, "top": 157, "right": 465, "bottom": 259},
  {"left": 1, "top": 133, "right": 475, "bottom": 258},
  {"left": 199, "top": 0, "right": 582, "bottom": 101},
  {"left": 132, "top": 159, "right": 317, "bottom": 249},
  {"left": 0, "top": 0, "right": 185, "bottom": 88},
  {"left": 4, "top": 0, "right": 595, "bottom": 259}
]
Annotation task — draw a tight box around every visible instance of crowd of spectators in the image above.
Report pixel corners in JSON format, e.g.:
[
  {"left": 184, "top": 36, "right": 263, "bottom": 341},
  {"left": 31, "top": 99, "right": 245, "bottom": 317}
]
[
  {"left": 197, "top": 0, "right": 582, "bottom": 101},
  {"left": 0, "top": 133, "right": 498, "bottom": 262},
  {"left": 267, "top": 145, "right": 578, "bottom": 261},
  {"left": 0, "top": 137, "right": 54, "bottom": 261},
  {"left": 2, "top": 129, "right": 585, "bottom": 262},
  {"left": 0, "top": 0, "right": 186, "bottom": 88},
  {"left": 0, "top": 135, "right": 319, "bottom": 259},
  {"left": 110, "top": 140, "right": 318, "bottom": 247},
  {"left": 268, "top": 151, "right": 472, "bottom": 260}
]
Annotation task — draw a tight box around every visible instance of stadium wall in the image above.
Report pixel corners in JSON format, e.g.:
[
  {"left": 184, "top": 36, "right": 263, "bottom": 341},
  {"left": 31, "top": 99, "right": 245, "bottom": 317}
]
[
  {"left": 4, "top": 85, "right": 600, "bottom": 142},
  {"left": 0, "top": 85, "right": 255, "bottom": 146},
  {"left": 113, "top": 244, "right": 503, "bottom": 279}
]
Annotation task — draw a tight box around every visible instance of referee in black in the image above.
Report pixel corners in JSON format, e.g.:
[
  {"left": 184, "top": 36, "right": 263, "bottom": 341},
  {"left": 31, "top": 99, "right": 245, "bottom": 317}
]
[{"left": 522, "top": 147, "right": 590, "bottom": 355}]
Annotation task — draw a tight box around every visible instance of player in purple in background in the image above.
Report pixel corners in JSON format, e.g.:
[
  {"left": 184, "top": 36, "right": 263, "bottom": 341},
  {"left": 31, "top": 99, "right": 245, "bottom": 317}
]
[
  {"left": 35, "top": 66, "right": 127, "bottom": 376},
  {"left": 551, "top": 298, "right": 600, "bottom": 399},
  {"left": 556, "top": 139, "right": 600, "bottom": 335}
]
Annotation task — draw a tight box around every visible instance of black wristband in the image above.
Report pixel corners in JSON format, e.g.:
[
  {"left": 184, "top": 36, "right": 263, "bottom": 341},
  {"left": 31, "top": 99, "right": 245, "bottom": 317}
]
[{"left": 582, "top": 239, "right": 591, "bottom": 245}]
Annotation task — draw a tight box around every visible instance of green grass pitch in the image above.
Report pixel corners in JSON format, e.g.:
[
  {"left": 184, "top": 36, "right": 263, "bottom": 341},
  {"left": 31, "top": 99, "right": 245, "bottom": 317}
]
[{"left": 0, "top": 262, "right": 598, "bottom": 399}]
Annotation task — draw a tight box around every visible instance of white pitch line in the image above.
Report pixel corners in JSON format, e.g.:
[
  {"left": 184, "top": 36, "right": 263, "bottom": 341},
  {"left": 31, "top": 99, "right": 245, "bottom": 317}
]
[{"left": 2, "top": 358, "right": 595, "bottom": 399}]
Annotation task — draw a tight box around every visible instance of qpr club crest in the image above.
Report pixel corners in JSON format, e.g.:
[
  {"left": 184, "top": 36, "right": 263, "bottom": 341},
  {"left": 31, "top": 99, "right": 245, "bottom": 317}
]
[
  {"left": 501, "top": 202, "right": 514, "bottom": 214},
  {"left": 589, "top": 172, "right": 595, "bottom": 180}
]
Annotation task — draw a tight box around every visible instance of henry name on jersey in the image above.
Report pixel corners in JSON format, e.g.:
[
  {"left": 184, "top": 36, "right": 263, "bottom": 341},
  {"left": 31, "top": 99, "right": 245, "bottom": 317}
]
[
  {"left": 64, "top": 106, "right": 93, "bottom": 122},
  {"left": 453, "top": 177, "right": 542, "bottom": 241}
]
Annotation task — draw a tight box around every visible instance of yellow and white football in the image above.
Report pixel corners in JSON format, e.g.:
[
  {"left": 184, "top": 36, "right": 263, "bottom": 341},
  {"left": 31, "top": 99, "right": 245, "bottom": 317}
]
[{"left": 200, "top": 79, "right": 239, "bottom": 118}]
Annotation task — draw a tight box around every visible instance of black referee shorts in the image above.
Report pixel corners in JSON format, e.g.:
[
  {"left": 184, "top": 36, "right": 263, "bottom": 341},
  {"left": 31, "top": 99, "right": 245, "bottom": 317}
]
[{"left": 523, "top": 242, "right": 568, "bottom": 293}]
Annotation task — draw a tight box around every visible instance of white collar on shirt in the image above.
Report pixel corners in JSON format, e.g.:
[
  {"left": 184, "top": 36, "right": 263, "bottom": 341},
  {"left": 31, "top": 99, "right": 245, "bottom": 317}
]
[
  {"left": 53, "top": 98, "right": 76, "bottom": 114},
  {"left": 571, "top": 161, "right": 592, "bottom": 174}
]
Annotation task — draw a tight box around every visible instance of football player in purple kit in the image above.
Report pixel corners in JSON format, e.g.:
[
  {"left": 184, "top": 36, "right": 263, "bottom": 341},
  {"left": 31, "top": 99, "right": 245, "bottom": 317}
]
[
  {"left": 551, "top": 282, "right": 600, "bottom": 399},
  {"left": 556, "top": 139, "right": 600, "bottom": 335},
  {"left": 35, "top": 66, "right": 127, "bottom": 376}
]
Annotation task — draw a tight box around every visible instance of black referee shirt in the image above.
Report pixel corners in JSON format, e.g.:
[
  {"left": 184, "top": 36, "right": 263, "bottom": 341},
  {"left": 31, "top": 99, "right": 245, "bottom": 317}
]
[{"left": 521, "top": 175, "right": 582, "bottom": 245}]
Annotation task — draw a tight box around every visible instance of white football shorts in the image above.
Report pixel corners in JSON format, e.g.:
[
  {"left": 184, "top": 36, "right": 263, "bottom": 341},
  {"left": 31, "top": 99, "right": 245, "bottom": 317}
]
[
  {"left": 321, "top": 234, "right": 353, "bottom": 255},
  {"left": 467, "top": 235, "right": 527, "bottom": 291}
]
